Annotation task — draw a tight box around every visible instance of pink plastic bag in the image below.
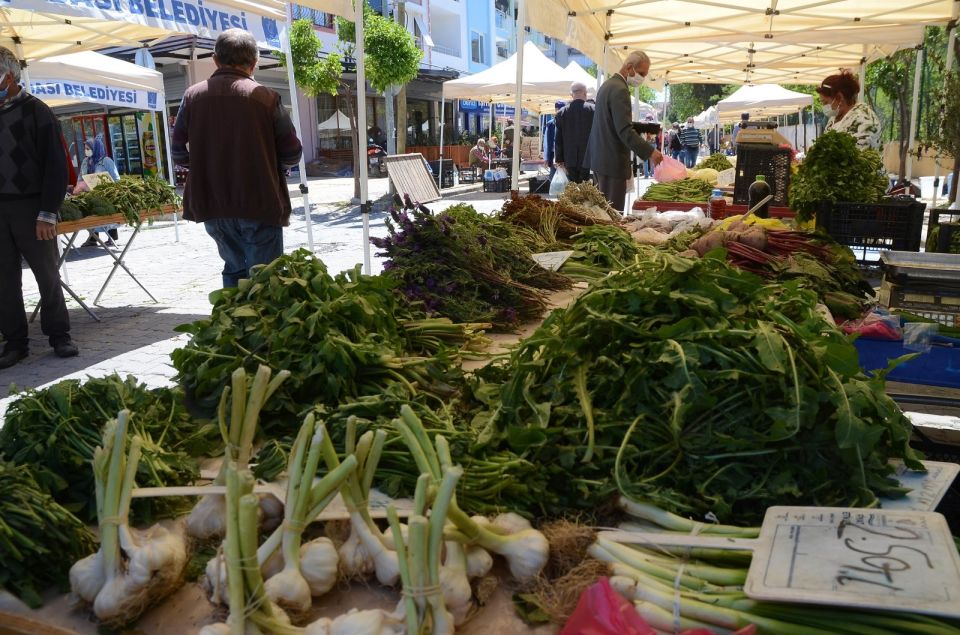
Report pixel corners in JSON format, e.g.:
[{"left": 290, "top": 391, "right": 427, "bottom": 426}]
[
  {"left": 560, "top": 578, "right": 654, "bottom": 635},
  {"left": 653, "top": 155, "right": 688, "bottom": 183},
  {"left": 561, "top": 578, "right": 758, "bottom": 635}
]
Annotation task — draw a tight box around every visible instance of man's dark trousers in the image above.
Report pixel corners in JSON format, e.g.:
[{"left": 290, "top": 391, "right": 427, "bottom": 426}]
[{"left": 0, "top": 197, "right": 70, "bottom": 350}]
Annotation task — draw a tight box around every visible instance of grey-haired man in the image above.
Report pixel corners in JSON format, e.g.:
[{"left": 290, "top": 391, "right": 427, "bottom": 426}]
[
  {"left": 585, "top": 51, "right": 663, "bottom": 211},
  {"left": 0, "top": 46, "right": 77, "bottom": 369},
  {"left": 554, "top": 81, "right": 595, "bottom": 184}
]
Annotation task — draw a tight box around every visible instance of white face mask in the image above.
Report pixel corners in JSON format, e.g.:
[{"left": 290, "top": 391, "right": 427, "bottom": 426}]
[
  {"left": 626, "top": 70, "right": 646, "bottom": 88},
  {"left": 822, "top": 101, "right": 837, "bottom": 118},
  {"left": 84, "top": 147, "right": 93, "bottom": 157}
]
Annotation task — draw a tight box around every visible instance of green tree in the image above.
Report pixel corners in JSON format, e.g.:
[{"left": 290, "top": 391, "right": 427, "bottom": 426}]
[
  {"left": 665, "top": 83, "right": 730, "bottom": 123},
  {"left": 282, "top": 19, "right": 343, "bottom": 98},
  {"left": 867, "top": 48, "right": 917, "bottom": 181},
  {"left": 932, "top": 70, "right": 960, "bottom": 205}
]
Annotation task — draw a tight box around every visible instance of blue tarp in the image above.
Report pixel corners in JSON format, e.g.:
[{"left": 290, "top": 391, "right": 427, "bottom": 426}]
[{"left": 855, "top": 337, "right": 960, "bottom": 389}]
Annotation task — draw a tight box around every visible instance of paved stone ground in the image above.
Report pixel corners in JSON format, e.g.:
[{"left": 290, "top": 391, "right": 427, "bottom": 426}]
[{"left": 0, "top": 173, "right": 539, "bottom": 418}]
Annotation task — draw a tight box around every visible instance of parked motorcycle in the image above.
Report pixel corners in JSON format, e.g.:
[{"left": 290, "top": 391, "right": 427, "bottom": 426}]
[{"left": 367, "top": 141, "right": 387, "bottom": 176}]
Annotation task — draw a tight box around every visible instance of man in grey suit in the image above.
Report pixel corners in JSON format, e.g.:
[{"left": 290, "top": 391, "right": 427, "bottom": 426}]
[
  {"left": 585, "top": 51, "right": 663, "bottom": 211},
  {"left": 555, "top": 81, "right": 595, "bottom": 184}
]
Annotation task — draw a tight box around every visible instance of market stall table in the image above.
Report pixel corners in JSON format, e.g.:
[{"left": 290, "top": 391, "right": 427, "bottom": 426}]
[{"left": 31, "top": 205, "right": 178, "bottom": 323}]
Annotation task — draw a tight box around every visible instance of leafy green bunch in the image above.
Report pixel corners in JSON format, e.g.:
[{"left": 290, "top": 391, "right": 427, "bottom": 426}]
[
  {"left": 0, "top": 375, "right": 212, "bottom": 523},
  {"left": 481, "top": 248, "right": 920, "bottom": 522},
  {"left": 788, "top": 130, "right": 888, "bottom": 222},
  {"left": 0, "top": 462, "right": 96, "bottom": 607},
  {"left": 172, "top": 250, "right": 467, "bottom": 432}
]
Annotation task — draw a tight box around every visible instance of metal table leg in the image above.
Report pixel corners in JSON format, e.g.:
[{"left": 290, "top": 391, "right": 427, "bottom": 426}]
[
  {"left": 29, "top": 231, "right": 100, "bottom": 323},
  {"left": 93, "top": 221, "right": 158, "bottom": 306}
]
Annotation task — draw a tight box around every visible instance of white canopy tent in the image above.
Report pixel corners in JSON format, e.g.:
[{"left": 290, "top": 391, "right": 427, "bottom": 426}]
[
  {"left": 716, "top": 84, "right": 813, "bottom": 121},
  {"left": 563, "top": 61, "right": 597, "bottom": 97},
  {"left": 692, "top": 105, "right": 719, "bottom": 129},
  {"left": 523, "top": 1, "right": 953, "bottom": 81},
  {"left": 439, "top": 40, "right": 574, "bottom": 193},
  {"left": 317, "top": 110, "right": 352, "bottom": 137},
  {"left": 443, "top": 41, "right": 574, "bottom": 113},
  {"left": 2, "top": 0, "right": 368, "bottom": 266}
]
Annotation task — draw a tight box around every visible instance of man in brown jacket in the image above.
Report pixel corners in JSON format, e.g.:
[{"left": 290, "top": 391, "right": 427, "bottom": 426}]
[{"left": 172, "top": 29, "right": 302, "bottom": 288}]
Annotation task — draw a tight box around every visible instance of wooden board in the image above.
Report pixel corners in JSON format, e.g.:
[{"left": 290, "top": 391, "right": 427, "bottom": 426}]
[
  {"left": 57, "top": 204, "right": 179, "bottom": 234},
  {"left": 383, "top": 154, "right": 442, "bottom": 204}
]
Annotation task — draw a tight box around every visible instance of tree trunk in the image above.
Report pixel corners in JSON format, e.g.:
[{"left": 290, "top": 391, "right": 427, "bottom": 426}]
[
  {"left": 897, "top": 90, "right": 909, "bottom": 182},
  {"left": 396, "top": 85, "right": 408, "bottom": 154},
  {"left": 950, "top": 160, "right": 960, "bottom": 205},
  {"left": 342, "top": 82, "right": 362, "bottom": 200}
]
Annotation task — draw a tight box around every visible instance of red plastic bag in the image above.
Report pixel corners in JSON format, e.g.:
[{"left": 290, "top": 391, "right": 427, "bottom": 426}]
[
  {"left": 654, "top": 155, "right": 688, "bottom": 183},
  {"left": 561, "top": 578, "right": 758, "bottom": 635},
  {"left": 560, "top": 578, "right": 654, "bottom": 635}
]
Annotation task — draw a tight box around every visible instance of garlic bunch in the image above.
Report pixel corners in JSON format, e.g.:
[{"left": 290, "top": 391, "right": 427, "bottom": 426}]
[
  {"left": 69, "top": 411, "right": 189, "bottom": 628},
  {"left": 305, "top": 608, "right": 405, "bottom": 635},
  {"left": 244, "top": 415, "right": 356, "bottom": 615},
  {"left": 187, "top": 366, "right": 290, "bottom": 540}
]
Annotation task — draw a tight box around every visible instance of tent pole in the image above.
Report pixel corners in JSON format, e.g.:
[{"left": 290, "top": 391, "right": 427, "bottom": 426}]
[
  {"left": 906, "top": 45, "right": 923, "bottom": 182},
  {"left": 933, "top": 3, "right": 959, "bottom": 209},
  {"left": 858, "top": 47, "right": 867, "bottom": 103},
  {"left": 283, "top": 3, "right": 315, "bottom": 254},
  {"left": 438, "top": 95, "right": 446, "bottom": 190},
  {"left": 795, "top": 107, "right": 800, "bottom": 149},
  {"left": 160, "top": 96, "right": 180, "bottom": 243},
  {"left": 353, "top": 0, "right": 372, "bottom": 273},
  {"left": 511, "top": 0, "right": 526, "bottom": 192}
]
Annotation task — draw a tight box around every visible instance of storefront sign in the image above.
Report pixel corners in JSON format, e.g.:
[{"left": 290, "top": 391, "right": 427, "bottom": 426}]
[
  {"left": 460, "top": 100, "right": 518, "bottom": 116},
  {"left": 7, "top": 0, "right": 286, "bottom": 50},
  {"left": 30, "top": 78, "right": 160, "bottom": 111}
]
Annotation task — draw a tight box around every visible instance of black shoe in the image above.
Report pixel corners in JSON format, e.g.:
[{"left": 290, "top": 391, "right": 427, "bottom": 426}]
[
  {"left": 52, "top": 339, "right": 79, "bottom": 358},
  {"left": 0, "top": 347, "right": 28, "bottom": 369},
  {"left": 83, "top": 235, "right": 99, "bottom": 247}
]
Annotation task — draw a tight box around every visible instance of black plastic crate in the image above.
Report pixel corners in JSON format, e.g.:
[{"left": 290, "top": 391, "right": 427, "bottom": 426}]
[
  {"left": 528, "top": 176, "right": 550, "bottom": 194},
  {"left": 483, "top": 179, "right": 509, "bottom": 193},
  {"left": 816, "top": 198, "right": 926, "bottom": 259},
  {"left": 733, "top": 143, "right": 792, "bottom": 207},
  {"left": 937, "top": 223, "right": 960, "bottom": 254},
  {"left": 926, "top": 208, "right": 960, "bottom": 252}
]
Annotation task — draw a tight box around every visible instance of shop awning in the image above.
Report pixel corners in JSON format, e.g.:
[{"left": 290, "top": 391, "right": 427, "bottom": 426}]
[
  {"left": 563, "top": 60, "right": 597, "bottom": 96},
  {"left": 29, "top": 50, "right": 165, "bottom": 111}
]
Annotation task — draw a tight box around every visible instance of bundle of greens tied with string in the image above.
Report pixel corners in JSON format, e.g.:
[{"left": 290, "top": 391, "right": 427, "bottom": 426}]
[
  {"left": 372, "top": 203, "right": 571, "bottom": 329},
  {"left": 471, "top": 247, "right": 922, "bottom": 523}
]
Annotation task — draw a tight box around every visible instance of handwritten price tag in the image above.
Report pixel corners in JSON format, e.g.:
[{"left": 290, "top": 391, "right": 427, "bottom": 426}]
[
  {"left": 745, "top": 507, "right": 960, "bottom": 618},
  {"left": 531, "top": 251, "right": 574, "bottom": 271}
]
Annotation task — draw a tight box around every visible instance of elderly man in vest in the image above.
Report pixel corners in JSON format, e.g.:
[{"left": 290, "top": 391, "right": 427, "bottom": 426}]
[{"left": 173, "top": 29, "right": 303, "bottom": 288}]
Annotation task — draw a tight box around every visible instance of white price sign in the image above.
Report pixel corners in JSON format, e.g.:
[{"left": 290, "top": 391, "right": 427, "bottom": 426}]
[
  {"left": 745, "top": 507, "right": 960, "bottom": 617},
  {"left": 531, "top": 251, "right": 574, "bottom": 271}
]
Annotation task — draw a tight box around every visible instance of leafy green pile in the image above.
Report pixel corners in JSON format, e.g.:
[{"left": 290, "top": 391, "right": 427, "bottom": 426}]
[
  {"left": 91, "top": 175, "right": 180, "bottom": 224},
  {"left": 478, "top": 248, "right": 920, "bottom": 522},
  {"left": 172, "top": 250, "right": 481, "bottom": 431},
  {"left": 0, "top": 462, "right": 96, "bottom": 607},
  {"left": 58, "top": 193, "right": 116, "bottom": 221},
  {"left": 0, "top": 375, "right": 215, "bottom": 523},
  {"left": 373, "top": 204, "right": 571, "bottom": 329},
  {"left": 695, "top": 153, "right": 734, "bottom": 172},
  {"left": 558, "top": 225, "right": 642, "bottom": 282},
  {"left": 788, "top": 130, "right": 888, "bottom": 222},
  {"left": 641, "top": 178, "right": 714, "bottom": 203}
]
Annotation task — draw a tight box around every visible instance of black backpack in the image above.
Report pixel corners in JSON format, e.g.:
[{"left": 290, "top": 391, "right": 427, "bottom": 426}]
[{"left": 669, "top": 130, "right": 682, "bottom": 151}]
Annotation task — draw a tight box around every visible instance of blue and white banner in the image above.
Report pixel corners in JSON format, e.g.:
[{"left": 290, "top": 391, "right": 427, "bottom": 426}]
[
  {"left": 459, "top": 101, "right": 529, "bottom": 117},
  {"left": 6, "top": 0, "right": 286, "bottom": 50},
  {"left": 30, "top": 78, "right": 160, "bottom": 110}
]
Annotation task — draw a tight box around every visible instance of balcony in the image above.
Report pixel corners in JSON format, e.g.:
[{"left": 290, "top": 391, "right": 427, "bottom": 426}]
[
  {"left": 433, "top": 43, "right": 460, "bottom": 57},
  {"left": 495, "top": 9, "right": 514, "bottom": 34}
]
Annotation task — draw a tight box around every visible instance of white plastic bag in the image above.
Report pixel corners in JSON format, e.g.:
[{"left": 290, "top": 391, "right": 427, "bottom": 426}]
[{"left": 549, "top": 167, "right": 569, "bottom": 196}]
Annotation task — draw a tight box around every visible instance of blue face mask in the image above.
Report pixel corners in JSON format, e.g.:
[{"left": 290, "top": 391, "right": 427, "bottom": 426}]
[{"left": 0, "top": 74, "right": 9, "bottom": 100}]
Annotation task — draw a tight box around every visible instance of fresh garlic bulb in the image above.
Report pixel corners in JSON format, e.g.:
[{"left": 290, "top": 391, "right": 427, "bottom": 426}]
[
  {"left": 491, "top": 512, "right": 532, "bottom": 535},
  {"left": 186, "top": 494, "right": 227, "bottom": 540},
  {"left": 338, "top": 530, "right": 374, "bottom": 578},
  {"left": 263, "top": 567, "right": 311, "bottom": 615},
  {"left": 69, "top": 551, "right": 106, "bottom": 603},
  {"left": 300, "top": 538, "right": 339, "bottom": 596},
  {"left": 465, "top": 546, "right": 493, "bottom": 579}
]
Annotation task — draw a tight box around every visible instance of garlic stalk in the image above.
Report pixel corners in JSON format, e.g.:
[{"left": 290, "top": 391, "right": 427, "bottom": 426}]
[
  {"left": 187, "top": 366, "right": 290, "bottom": 540},
  {"left": 393, "top": 406, "right": 549, "bottom": 582},
  {"left": 69, "top": 410, "right": 188, "bottom": 628},
  {"left": 319, "top": 420, "right": 399, "bottom": 585},
  {"left": 206, "top": 463, "right": 301, "bottom": 635},
  {"left": 262, "top": 414, "right": 357, "bottom": 614}
]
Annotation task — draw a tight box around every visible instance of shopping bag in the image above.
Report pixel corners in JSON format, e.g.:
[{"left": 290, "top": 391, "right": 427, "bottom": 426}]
[
  {"left": 653, "top": 155, "right": 688, "bottom": 183},
  {"left": 560, "top": 578, "right": 652, "bottom": 635},
  {"left": 549, "top": 167, "right": 569, "bottom": 196}
]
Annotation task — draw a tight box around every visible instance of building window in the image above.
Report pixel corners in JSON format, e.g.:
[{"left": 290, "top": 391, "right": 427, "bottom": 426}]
[
  {"left": 496, "top": 41, "right": 509, "bottom": 59},
  {"left": 471, "top": 31, "right": 486, "bottom": 64},
  {"left": 292, "top": 5, "right": 334, "bottom": 29}
]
